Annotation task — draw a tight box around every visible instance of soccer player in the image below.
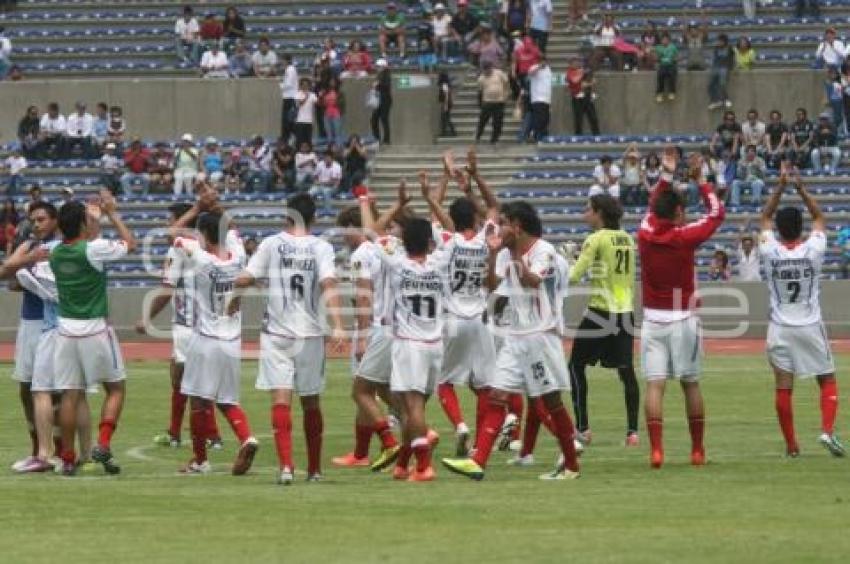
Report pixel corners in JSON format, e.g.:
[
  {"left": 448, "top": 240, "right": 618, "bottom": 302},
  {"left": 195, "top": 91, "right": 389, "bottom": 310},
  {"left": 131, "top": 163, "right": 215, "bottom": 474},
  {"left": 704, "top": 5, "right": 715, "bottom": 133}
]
[
  {"left": 331, "top": 205, "right": 401, "bottom": 470},
  {"left": 235, "top": 193, "right": 344, "bottom": 485},
  {"left": 567, "top": 194, "right": 640, "bottom": 447},
  {"left": 759, "top": 167, "right": 844, "bottom": 457},
  {"left": 638, "top": 149, "right": 725, "bottom": 469},
  {"left": 442, "top": 201, "right": 581, "bottom": 481},
  {"left": 50, "top": 192, "right": 136, "bottom": 475},
  {"left": 172, "top": 211, "right": 258, "bottom": 475}
]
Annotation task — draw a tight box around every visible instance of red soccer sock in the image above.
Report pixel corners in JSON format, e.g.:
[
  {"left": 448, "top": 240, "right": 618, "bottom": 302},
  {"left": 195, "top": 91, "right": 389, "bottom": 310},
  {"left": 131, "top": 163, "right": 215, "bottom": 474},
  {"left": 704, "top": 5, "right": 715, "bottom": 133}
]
[
  {"left": 775, "top": 388, "right": 797, "bottom": 450},
  {"left": 647, "top": 417, "right": 663, "bottom": 455},
  {"left": 471, "top": 399, "right": 508, "bottom": 468},
  {"left": 548, "top": 404, "right": 580, "bottom": 472},
  {"left": 688, "top": 415, "right": 705, "bottom": 453},
  {"left": 411, "top": 436, "right": 432, "bottom": 472},
  {"left": 272, "top": 404, "right": 293, "bottom": 469},
  {"left": 473, "top": 388, "right": 488, "bottom": 443},
  {"left": 190, "top": 406, "right": 209, "bottom": 463},
  {"left": 97, "top": 418, "right": 116, "bottom": 449},
  {"left": 395, "top": 443, "right": 412, "bottom": 469},
  {"left": 219, "top": 404, "right": 253, "bottom": 444},
  {"left": 374, "top": 418, "right": 398, "bottom": 449},
  {"left": 169, "top": 388, "right": 188, "bottom": 438},
  {"left": 304, "top": 407, "right": 324, "bottom": 476},
  {"left": 507, "top": 393, "right": 524, "bottom": 440},
  {"left": 438, "top": 383, "right": 465, "bottom": 429},
  {"left": 818, "top": 377, "right": 839, "bottom": 435},
  {"left": 354, "top": 422, "right": 373, "bottom": 459},
  {"left": 520, "top": 400, "right": 542, "bottom": 457},
  {"left": 206, "top": 407, "right": 222, "bottom": 441},
  {"left": 60, "top": 447, "right": 76, "bottom": 466}
]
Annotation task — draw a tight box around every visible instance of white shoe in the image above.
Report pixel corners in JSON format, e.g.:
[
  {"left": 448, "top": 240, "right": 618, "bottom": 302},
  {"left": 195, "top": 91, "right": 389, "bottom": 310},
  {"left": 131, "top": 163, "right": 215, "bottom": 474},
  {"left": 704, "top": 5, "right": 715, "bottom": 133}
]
[
  {"left": 277, "top": 466, "right": 294, "bottom": 485},
  {"left": 507, "top": 439, "right": 522, "bottom": 452},
  {"left": 539, "top": 467, "right": 580, "bottom": 480},
  {"left": 11, "top": 456, "right": 37, "bottom": 472},
  {"left": 507, "top": 454, "right": 535, "bottom": 466},
  {"left": 497, "top": 413, "right": 519, "bottom": 451},
  {"left": 181, "top": 460, "right": 212, "bottom": 475},
  {"left": 306, "top": 473, "right": 323, "bottom": 483}
]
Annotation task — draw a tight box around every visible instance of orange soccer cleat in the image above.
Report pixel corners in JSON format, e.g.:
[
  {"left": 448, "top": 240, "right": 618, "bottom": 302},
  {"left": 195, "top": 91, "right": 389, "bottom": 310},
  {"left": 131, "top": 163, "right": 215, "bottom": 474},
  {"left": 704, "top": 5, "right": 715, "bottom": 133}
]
[
  {"left": 332, "top": 452, "right": 370, "bottom": 467},
  {"left": 650, "top": 449, "right": 664, "bottom": 469},
  {"left": 407, "top": 466, "right": 436, "bottom": 482},
  {"left": 691, "top": 448, "right": 706, "bottom": 466},
  {"left": 392, "top": 465, "right": 411, "bottom": 480}
]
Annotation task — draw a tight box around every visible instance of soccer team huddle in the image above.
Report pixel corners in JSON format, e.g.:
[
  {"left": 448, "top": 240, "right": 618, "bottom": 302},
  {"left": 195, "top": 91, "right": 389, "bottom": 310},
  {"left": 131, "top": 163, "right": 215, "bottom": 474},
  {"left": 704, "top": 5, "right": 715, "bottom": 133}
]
[{"left": 3, "top": 146, "right": 844, "bottom": 484}]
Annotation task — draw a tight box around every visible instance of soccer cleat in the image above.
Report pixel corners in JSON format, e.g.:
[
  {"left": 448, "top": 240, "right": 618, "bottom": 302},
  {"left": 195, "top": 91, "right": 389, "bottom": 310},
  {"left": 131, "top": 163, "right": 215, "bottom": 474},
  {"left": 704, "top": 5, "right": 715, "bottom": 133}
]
[
  {"left": 153, "top": 433, "right": 181, "bottom": 448},
  {"left": 539, "top": 467, "right": 580, "bottom": 481},
  {"left": 332, "top": 452, "right": 371, "bottom": 467},
  {"left": 507, "top": 454, "right": 535, "bottom": 466},
  {"left": 392, "top": 465, "right": 410, "bottom": 480},
  {"left": 426, "top": 428, "right": 440, "bottom": 448},
  {"left": 77, "top": 459, "right": 98, "bottom": 474},
  {"left": 508, "top": 439, "right": 522, "bottom": 452},
  {"left": 306, "top": 473, "right": 323, "bottom": 483},
  {"left": 455, "top": 431, "right": 470, "bottom": 457},
  {"left": 576, "top": 429, "right": 592, "bottom": 446},
  {"left": 625, "top": 432, "right": 640, "bottom": 447},
  {"left": 818, "top": 433, "right": 846, "bottom": 457},
  {"left": 277, "top": 467, "right": 294, "bottom": 485},
  {"left": 91, "top": 445, "right": 121, "bottom": 475},
  {"left": 441, "top": 457, "right": 484, "bottom": 481},
  {"left": 181, "top": 459, "right": 212, "bottom": 475},
  {"left": 691, "top": 448, "right": 706, "bottom": 466},
  {"left": 232, "top": 437, "right": 259, "bottom": 476},
  {"left": 11, "top": 456, "right": 37, "bottom": 473},
  {"left": 408, "top": 466, "right": 436, "bottom": 482},
  {"left": 18, "top": 458, "right": 53, "bottom": 473},
  {"left": 572, "top": 440, "right": 585, "bottom": 457},
  {"left": 370, "top": 445, "right": 401, "bottom": 472},
  {"left": 650, "top": 450, "right": 664, "bottom": 469},
  {"left": 208, "top": 437, "right": 224, "bottom": 450},
  {"left": 60, "top": 461, "right": 77, "bottom": 476},
  {"left": 497, "top": 413, "right": 519, "bottom": 451}
]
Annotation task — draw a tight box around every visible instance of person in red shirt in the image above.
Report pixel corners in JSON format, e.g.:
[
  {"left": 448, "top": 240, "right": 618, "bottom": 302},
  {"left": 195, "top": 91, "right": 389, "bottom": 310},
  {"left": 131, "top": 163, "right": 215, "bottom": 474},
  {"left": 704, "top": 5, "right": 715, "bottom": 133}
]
[
  {"left": 512, "top": 34, "right": 541, "bottom": 99},
  {"left": 637, "top": 148, "right": 725, "bottom": 469},
  {"left": 199, "top": 13, "right": 223, "bottom": 46},
  {"left": 566, "top": 57, "right": 600, "bottom": 135},
  {"left": 341, "top": 40, "right": 373, "bottom": 78},
  {"left": 121, "top": 139, "right": 152, "bottom": 195}
]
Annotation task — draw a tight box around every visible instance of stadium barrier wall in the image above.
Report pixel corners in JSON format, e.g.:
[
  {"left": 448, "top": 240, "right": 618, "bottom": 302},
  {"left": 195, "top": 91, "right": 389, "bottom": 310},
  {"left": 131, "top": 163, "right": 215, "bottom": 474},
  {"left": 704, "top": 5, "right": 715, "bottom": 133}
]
[
  {"left": 0, "top": 70, "right": 826, "bottom": 145},
  {"left": 0, "top": 281, "right": 847, "bottom": 342}
]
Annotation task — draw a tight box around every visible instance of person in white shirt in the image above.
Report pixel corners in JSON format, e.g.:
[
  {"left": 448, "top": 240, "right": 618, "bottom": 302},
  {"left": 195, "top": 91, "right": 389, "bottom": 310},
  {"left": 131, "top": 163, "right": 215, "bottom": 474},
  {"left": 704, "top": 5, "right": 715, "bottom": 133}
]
[
  {"left": 759, "top": 168, "right": 844, "bottom": 458},
  {"left": 815, "top": 27, "right": 846, "bottom": 70},
  {"left": 65, "top": 101, "right": 95, "bottom": 159},
  {"left": 38, "top": 103, "right": 66, "bottom": 160},
  {"left": 4, "top": 148, "right": 27, "bottom": 197},
  {"left": 294, "top": 141, "right": 318, "bottom": 191},
  {"left": 200, "top": 43, "right": 229, "bottom": 78},
  {"left": 310, "top": 151, "right": 342, "bottom": 205},
  {"left": 736, "top": 233, "right": 761, "bottom": 281},
  {"left": 280, "top": 54, "right": 299, "bottom": 142},
  {"left": 235, "top": 193, "right": 344, "bottom": 485},
  {"left": 0, "top": 26, "right": 12, "bottom": 79},
  {"left": 528, "top": 58, "right": 553, "bottom": 142},
  {"left": 432, "top": 4, "right": 455, "bottom": 60},
  {"left": 589, "top": 156, "right": 621, "bottom": 199},
  {"left": 528, "top": 0, "right": 554, "bottom": 53},
  {"left": 245, "top": 135, "right": 272, "bottom": 193},
  {"left": 740, "top": 108, "right": 767, "bottom": 157},
  {"left": 294, "top": 78, "right": 318, "bottom": 148},
  {"left": 175, "top": 6, "right": 201, "bottom": 63},
  {"left": 252, "top": 36, "right": 279, "bottom": 78}
]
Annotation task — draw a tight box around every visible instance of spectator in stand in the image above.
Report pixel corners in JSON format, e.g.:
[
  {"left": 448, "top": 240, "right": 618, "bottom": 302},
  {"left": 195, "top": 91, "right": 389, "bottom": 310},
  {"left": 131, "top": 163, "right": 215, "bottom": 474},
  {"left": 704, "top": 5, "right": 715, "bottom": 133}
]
[
  {"left": 589, "top": 14, "right": 623, "bottom": 71},
  {"left": 568, "top": 0, "right": 588, "bottom": 30},
  {"left": 64, "top": 101, "right": 94, "bottom": 159},
  {"left": 708, "top": 250, "right": 732, "bottom": 281},
  {"left": 642, "top": 151, "right": 661, "bottom": 204},
  {"left": 3, "top": 148, "right": 26, "bottom": 197},
  {"left": 795, "top": 0, "right": 821, "bottom": 19},
  {"left": 200, "top": 12, "right": 223, "bottom": 51},
  {"left": 99, "top": 142, "right": 121, "bottom": 194},
  {"left": 0, "top": 200, "right": 19, "bottom": 256},
  {"left": 468, "top": 23, "right": 504, "bottom": 70},
  {"left": 321, "top": 76, "right": 345, "bottom": 146},
  {"left": 243, "top": 237, "right": 258, "bottom": 258},
  {"left": 513, "top": 33, "right": 542, "bottom": 100},
  {"left": 280, "top": 54, "right": 299, "bottom": 142},
  {"left": 432, "top": 4, "right": 455, "bottom": 60},
  {"left": 527, "top": 56, "right": 552, "bottom": 142},
  {"left": 742, "top": 0, "right": 757, "bottom": 20},
  {"left": 313, "top": 57, "right": 333, "bottom": 140},
  {"left": 438, "top": 72, "right": 457, "bottom": 137},
  {"left": 789, "top": 107, "right": 815, "bottom": 168},
  {"left": 222, "top": 6, "right": 246, "bottom": 54},
  {"left": 501, "top": 0, "right": 528, "bottom": 40},
  {"left": 620, "top": 144, "right": 642, "bottom": 206},
  {"left": 567, "top": 57, "right": 600, "bottom": 135},
  {"left": 38, "top": 102, "right": 66, "bottom": 160},
  {"left": 712, "top": 110, "right": 742, "bottom": 160},
  {"left": 175, "top": 6, "right": 201, "bottom": 64},
  {"left": 589, "top": 155, "right": 621, "bottom": 199},
  {"left": 730, "top": 145, "right": 766, "bottom": 206},
  {"left": 341, "top": 40, "right": 373, "bottom": 78},
  {"left": 223, "top": 148, "right": 247, "bottom": 193},
  {"left": 173, "top": 133, "right": 201, "bottom": 196},
  {"left": 311, "top": 150, "right": 343, "bottom": 205},
  {"left": 416, "top": 10, "right": 438, "bottom": 73},
  {"left": 811, "top": 112, "right": 841, "bottom": 174},
  {"left": 638, "top": 21, "right": 660, "bottom": 71},
  {"left": 372, "top": 59, "right": 393, "bottom": 145},
  {"left": 314, "top": 38, "right": 340, "bottom": 74},
  {"left": 341, "top": 135, "right": 368, "bottom": 195},
  {"left": 528, "top": 0, "right": 553, "bottom": 54},
  {"left": 764, "top": 110, "right": 789, "bottom": 169},
  {"left": 246, "top": 135, "right": 272, "bottom": 192},
  {"left": 252, "top": 37, "right": 279, "bottom": 78},
  {"left": 707, "top": 33, "right": 734, "bottom": 110},
  {"left": 201, "top": 137, "right": 224, "bottom": 186},
  {"left": 683, "top": 19, "right": 708, "bottom": 71},
  {"left": 824, "top": 67, "right": 847, "bottom": 136},
  {"left": 655, "top": 32, "right": 678, "bottom": 103},
  {"left": 295, "top": 141, "right": 318, "bottom": 192},
  {"left": 740, "top": 109, "right": 766, "bottom": 157},
  {"left": 148, "top": 142, "right": 173, "bottom": 192},
  {"left": 815, "top": 27, "right": 845, "bottom": 70},
  {"left": 0, "top": 26, "right": 11, "bottom": 80},
  {"left": 121, "top": 138, "right": 151, "bottom": 195},
  {"left": 842, "top": 65, "right": 850, "bottom": 131},
  {"left": 837, "top": 224, "right": 850, "bottom": 279},
  {"left": 451, "top": 0, "right": 479, "bottom": 56},
  {"left": 294, "top": 78, "right": 318, "bottom": 148},
  {"left": 378, "top": 2, "right": 407, "bottom": 59},
  {"left": 475, "top": 60, "right": 509, "bottom": 144},
  {"left": 92, "top": 102, "right": 109, "bottom": 152},
  {"left": 229, "top": 42, "right": 253, "bottom": 77},
  {"left": 271, "top": 140, "right": 295, "bottom": 192},
  {"left": 17, "top": 105, "right": 40, "bottom": 159},
  {"left": 107, "top": 105, "right": 126, "bottom": 148},
  {"left": 200, "top": 42, "right": 229, "bottom": 78},
  {"left": 737, "top": 233, "right": 761, "bottom": 281},
  {"left": 734, "top": 36, "right": 756, "bottom": 70}
]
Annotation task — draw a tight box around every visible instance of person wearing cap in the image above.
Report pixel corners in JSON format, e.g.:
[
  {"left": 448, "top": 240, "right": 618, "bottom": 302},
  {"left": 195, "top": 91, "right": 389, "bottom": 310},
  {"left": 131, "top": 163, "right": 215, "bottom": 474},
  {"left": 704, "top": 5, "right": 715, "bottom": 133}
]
[
  {"left": 431, "top": 4, "right": 455, "bottom": 60},
  {"left": 378, "top": 2, "right": 407, "bottom": 59},
  {"left": 816, "top": 26, "right": 846, "bottom": 70},
  {"left": 99, "top": 142, "right": 121, "bottom": 194},
  {"left": 451, "top": 0, "right": 478, "bottom": 55},
  {"left": 173, "top": 134, "right": 202, "bottom": 196},
  {"left": 65, "top": 102, "right": 95, "bottom": 159},
  {"left": 38, "top": 102, "right": 66, "bottom": 160},
  {"left": 528, "top": 0, "right": 553, "bottom": 53},
  {"left": 811, "top": 112, "right": 841, "bottom": 174},
  {"left": 202, "top": 137, "right": 224, "bottom": 186},
  {"left": 0, "top": 25, "right": 12, "bottom": 79},
  {"left": 476, "top": 60, "right": 509, "bottom": 144},
  {"left": 468, "top": 23, "right": 505, "bottom": 70},
  {"left": 121, "top": 139, "right": 152, "bottom": 196},
  {"left": 175, "top": 6, "right": 201, "bottom": 64},
  {"left": 371, "top": 58, "right": 393, "bottom": 145},
  {"left": 200, "top": 41, "right": 229, "bottom": 79},
  {"left": 252, "top": 36, "right": 279, "bottom": 78}
]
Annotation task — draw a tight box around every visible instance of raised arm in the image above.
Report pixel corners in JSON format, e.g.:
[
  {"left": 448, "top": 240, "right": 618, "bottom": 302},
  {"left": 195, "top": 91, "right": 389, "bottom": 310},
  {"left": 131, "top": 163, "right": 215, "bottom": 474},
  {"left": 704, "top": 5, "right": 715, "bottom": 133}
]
[
  {"left": 646, "top": 145, "right": 679, "bottom": 212},
  {"left": 466, "top": 147, "right": 499, "bottom": 216},
  {"left": 678, "top": 163, "right": 726, "bottom": 247},
  {"left": 364, "top": 179, "right": 410, "bottom": 236},
  {"left": 793, "top": 172, "right": 826, "bottom": 233},
  {"left": 0, "top": 242, "right": 46, "bottom": 279},
  {"left": 100, "top": 190, "right": 136, "bottom": 252},
  {"left": 760, "top": 166, "right": 788, "bottom": 231},
  {"left": 420, "top": 171, "right": 454, "bottom": 232}
]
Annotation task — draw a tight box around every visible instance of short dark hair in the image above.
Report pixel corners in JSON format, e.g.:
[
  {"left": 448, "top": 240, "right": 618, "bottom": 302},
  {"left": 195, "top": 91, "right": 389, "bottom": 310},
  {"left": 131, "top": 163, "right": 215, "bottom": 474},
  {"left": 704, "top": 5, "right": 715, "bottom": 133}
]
[
  {"left": 503, "top": 200, "right": 542, "bottom": 237},
  {"left": 259, "top": 35, "right": 270, "bottom": 46},
  {"left": 652, "top": 189, "right": 685, "bottom": 220},
  {"left": 600, "top": 155, "right": 612, "bottom": 165},
  {"left": 797, "top": 107, "right": 808, "bottom": 117},
  {"left": 776, "top": 206, "right": 803, "bottom": 241},
  {"left": 57, "top": 200, "right": 87, "bottom": 240},
  {"left": 197, "top": 212, "right": 223, "bottom": 245},
  {"left": 168, "top": 202, "right": 194, "bottom": 227},
  {"left": 449, "top": 198, "right": 477, "bottom": 231},
  {"left": 718, "top": 33, "right": 729, "bottom": 43},
  {"left": 47, "top": 102, "right": 59, "bottom": 112},
  {"left": 336, "top": 205, "right": 363, "bottom": 228},
  {"left": 402, "top": 217, "right": 433, "bottom": 256},
  {"left": 96, "top": 102, "right": 108, "bottom": 111},
  {"left": 589, "top": 194, "right": 623, "bottom": 229},
  {"left": 287, "top": 193, "right": 316, "bottom": 226},
  {"left": 28, "top": 201, "right": 58, "bottom": 219}
]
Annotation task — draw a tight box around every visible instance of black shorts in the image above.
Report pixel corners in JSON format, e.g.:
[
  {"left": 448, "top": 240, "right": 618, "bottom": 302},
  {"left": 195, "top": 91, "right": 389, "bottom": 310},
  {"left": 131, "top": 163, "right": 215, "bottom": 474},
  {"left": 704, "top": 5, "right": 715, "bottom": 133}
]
[{"left": 569, "top": 308, "right": 635, "bottom": 369}]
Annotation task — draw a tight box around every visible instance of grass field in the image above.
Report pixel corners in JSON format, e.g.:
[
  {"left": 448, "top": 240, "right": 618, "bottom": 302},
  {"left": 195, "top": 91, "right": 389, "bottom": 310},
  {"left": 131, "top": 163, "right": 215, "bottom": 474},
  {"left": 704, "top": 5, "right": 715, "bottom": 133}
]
[{"left": 1, "top": 355, "right": 849, "bottom": 563}]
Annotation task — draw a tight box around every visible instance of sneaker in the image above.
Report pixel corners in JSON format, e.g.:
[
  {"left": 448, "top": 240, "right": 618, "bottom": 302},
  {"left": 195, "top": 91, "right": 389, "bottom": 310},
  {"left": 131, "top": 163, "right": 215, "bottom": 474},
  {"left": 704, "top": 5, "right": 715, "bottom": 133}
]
[
  {"left": 277, "top": 466, "right": 294, "bottom": 485},
  {"left": 691, "top": 448, "right": 706, "bottom": 466},
  {"left": 573, "top": 440, "right": 585, "bottom": 457},
  {"left": 441, "top": 457, "right": 484, "bottom": 481},
  {"left": 11, "top": 456, "right": 38, "bottom": 473},
  {"left": 650, "top": 449, "right": 664, "bottom": 469},
  {"left": 539, "top": 467, "right": 580, "bottom": 480},
  {"left": 153, "top": 432, "right": 180, "bottom": 448},
  {"left": 181, "top": 459, "right": 212, "bottom": 474},
  {"left": 625, "top": 432, "right": 640, "bottom": 447},
  {"left": 18, "top": 457, "right": 53, "bottom": 473},
  {"left": 77, "top": 459, "right": 98, "bottom": 474},
  {"left": 668, "top": 93, "right": 676, "bottom": 101},
  {"left": 232, "top": 437, "right": 259, "bottom": 476},
  {"left": 507, "top": 454, "right": 535, "bottom": 466},
  {"left": 455, "top": 431, "right": 470, "bottom": 457},
  {"left": 508, "top": 439, "right": 522, "bottom": 452},
  {"left": 818, "top": 433, "right": 846, "bottom": 457},
  {"left": 208, "top": 437, "right": 224, "bottom": 450},
  {"left": 576, "top": 429, "right": 592, "bottom": 446},
  {"left": 426, "top": 428, "right": 440, "bottom": 448},
  {"left": 60, "top": 460, "right": 77, "bottom": 476},
  {"left": 655, "top": 94, "right": 664, "bottom": 103},
  {"left": 306, "top": 473, "right": 323, "bottom": 483},
  {"left": 370, "top": 445, "right": 401, "bottom": 472},
  {"left": 332, "top": 452, "right": 370, "bottom": 467},
  {"left": 408, "top": 466, "right": 436, "bottom": 482},
  {"left": 91, "top": 445, "right": 121, "bottom": 475},
  {"left": 392, "top": 465, "right": 410, "bottom": 480},
  {"left": 497, "top": 413, "right": 519, "bottom": 451}
]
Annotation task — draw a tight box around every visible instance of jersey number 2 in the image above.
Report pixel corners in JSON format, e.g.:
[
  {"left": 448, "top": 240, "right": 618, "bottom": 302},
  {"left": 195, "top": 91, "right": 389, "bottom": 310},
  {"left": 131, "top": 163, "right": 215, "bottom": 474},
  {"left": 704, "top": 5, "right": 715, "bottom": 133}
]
[
  {"left": 787, "top": 281, "right": 801, "bottom": 303},
  {"left": 615, "top": 249, "right": 630, "bottom": 274}
]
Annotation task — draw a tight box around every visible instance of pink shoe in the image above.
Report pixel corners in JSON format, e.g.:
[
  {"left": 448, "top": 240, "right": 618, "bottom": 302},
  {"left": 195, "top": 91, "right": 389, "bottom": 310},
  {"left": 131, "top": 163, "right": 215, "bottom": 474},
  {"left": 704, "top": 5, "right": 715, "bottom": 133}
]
[
  {"left": 20, "top": 458, "right": 54, "bottom": 473},
  {"left": 331, "top": 452, "right": 370, "bottom": 467},
  {"left": 625, "top": 432, "right": 640, "bottom": 447}
]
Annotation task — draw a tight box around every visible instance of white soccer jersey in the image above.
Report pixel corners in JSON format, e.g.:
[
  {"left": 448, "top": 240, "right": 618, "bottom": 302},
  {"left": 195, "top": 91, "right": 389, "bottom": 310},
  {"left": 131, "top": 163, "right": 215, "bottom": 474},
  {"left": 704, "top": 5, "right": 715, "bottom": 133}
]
[
  {"left": 494, "top": 239, "right": 561, "bottom": 335},
  {"left": 379, "top": 248, "right": 449, "bottom": 343},
  {"left": 172, "top": 238, "right": 244, "bottom": 341},
  {"left": 350, "top": 238, "right": 395, "bottom": 325},
  {"left": 245, "top": 231, "right": 337, "bottom": 338},
  {"left": 435, "top": 227, "right": 490, "bottom": 319},
  {"left": 760, "top": 230, "right": 825, "bottom": 326}
]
